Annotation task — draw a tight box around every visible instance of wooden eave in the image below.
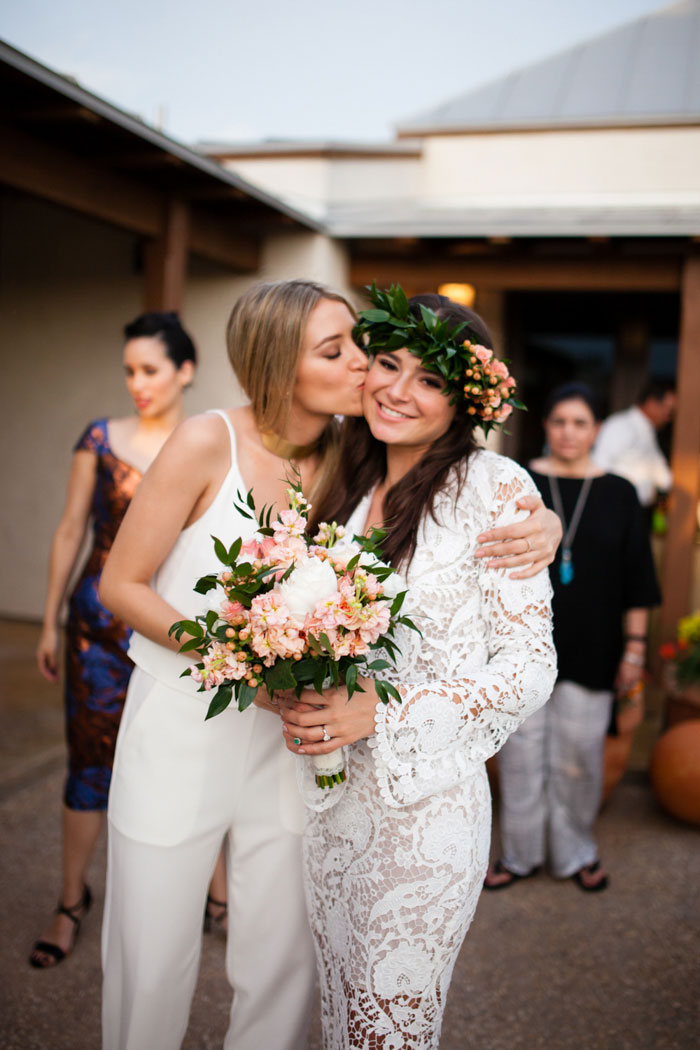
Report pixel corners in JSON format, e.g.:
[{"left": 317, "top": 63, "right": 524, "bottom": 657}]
[{"left": 0, "top": 41, "right": 319, "bottom": 271}]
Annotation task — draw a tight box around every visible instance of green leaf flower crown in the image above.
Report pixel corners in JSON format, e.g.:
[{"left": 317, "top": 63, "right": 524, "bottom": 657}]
[{"left": 354, "top": 282, "right": 525, "bottom": 435}]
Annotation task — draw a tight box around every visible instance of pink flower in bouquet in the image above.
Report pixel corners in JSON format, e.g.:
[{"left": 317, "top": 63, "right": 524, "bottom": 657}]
[
  {"left": 495, "top": 403, "right": 513, "bottom": 422},
  {"left": 491, "top": 359, "right": 510, "bottom": 380},
  {"left": 251, "top": 624, "right": 306, "bottom": 666},
  {"left": 221, "top": 600, "right": 247, "bottom": 626},
  {"left": 191, "top": 641, "right": 248, "bottom": 689},
  {"left": 357, "top": 601, "right": 391, "bottom": 643},
  {"left": 249, "top": 591, "right": 292, "bottom": 631},
  {"left": 474, "top": 345, "right": 493, "bottom": 365},
  {"left": 267, "top": 535, "right": 308, "bottom": 572},
  {"left": 271, "top": 508, "right": 307, "bottom": 544}
]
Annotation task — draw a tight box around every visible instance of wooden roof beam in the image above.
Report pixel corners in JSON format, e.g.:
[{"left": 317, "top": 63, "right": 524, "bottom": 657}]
[
  {"left": 0, "top": 122, "right": 161, "bottom": 236},
  {"left": 350, "top": 255, "right": 683, "bottom": 292}
]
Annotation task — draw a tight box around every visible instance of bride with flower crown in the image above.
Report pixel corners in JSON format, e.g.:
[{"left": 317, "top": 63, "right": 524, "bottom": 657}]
[{"left": 281, "top": 288, "right": 557, "bottom": 1050}]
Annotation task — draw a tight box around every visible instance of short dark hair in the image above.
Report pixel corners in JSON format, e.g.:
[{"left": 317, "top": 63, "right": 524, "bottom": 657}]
[
  {"left": 123, "top": 311, "right": 197, "bottom": 367},
  {"left": 636, "top": 378, "right": 675, "bottom": 405},
  {"left": 543, "top": 382, "right": 602, "bottom": 421}
]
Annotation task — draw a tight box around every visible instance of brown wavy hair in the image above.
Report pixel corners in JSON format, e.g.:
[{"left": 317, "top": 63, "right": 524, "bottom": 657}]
[{"left": 310, "top": 293, "right": 493, "bottom": 569}]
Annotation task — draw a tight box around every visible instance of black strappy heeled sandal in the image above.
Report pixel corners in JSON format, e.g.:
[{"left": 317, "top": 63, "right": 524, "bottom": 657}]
[
  {"left": 203, "top": 893, "right": 228, "bottom": 936},
  {"left": 29, "top": 885, "right": 92, "bottom": 969}
]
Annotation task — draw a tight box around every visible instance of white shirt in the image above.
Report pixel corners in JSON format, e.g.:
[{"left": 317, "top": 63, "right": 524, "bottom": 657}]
[{"left": 592, "top": 405, "right": 672, "bottom": 506}]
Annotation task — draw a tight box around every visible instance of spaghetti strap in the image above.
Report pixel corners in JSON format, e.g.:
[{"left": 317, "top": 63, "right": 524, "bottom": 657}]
[{"left": 207, "top": 408, "right": 237, "bottom": 463}]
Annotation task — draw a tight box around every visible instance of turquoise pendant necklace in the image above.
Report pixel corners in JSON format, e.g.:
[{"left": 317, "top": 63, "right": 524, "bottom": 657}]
[{"left": 547, "top": 472, "right": 594, "bottom": 586}]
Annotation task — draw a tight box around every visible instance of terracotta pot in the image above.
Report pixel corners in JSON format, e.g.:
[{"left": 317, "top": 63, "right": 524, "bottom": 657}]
[
  {"left": 665, "top": 682, "right": 700, "bottom": 729},
  {"left": 650, "top": 719, "right": 700, "bottom": 826}
]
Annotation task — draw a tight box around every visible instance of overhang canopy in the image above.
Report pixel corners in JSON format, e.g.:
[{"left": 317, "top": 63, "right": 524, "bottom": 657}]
[{"left": 0, "top": 40, "right": 319, "bottom": 271}]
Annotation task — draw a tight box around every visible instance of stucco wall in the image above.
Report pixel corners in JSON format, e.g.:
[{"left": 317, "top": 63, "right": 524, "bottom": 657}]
[
  {"left": 419, "top": 126, "right": 700, "bottom": 204},
  {"left": 0, "top": 196, "right": 352, "bottom": 620},
  {"left": 221, "top": 155, "right": 419, "bottom": 213}
]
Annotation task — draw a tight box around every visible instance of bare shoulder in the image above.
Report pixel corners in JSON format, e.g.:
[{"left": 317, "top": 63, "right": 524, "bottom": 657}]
[{"left": 165, "top": 411, "right": 232, "bottom": 458}]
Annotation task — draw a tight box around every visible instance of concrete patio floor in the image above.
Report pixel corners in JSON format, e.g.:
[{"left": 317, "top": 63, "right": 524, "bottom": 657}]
[{"left": 1, "top": 620, "right": 698, "bottom": 1050}]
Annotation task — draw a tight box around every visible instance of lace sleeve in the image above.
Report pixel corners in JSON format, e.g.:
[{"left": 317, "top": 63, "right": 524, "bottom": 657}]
[{"left": 370, "top": 460, "right": 557, "bottom": 808}]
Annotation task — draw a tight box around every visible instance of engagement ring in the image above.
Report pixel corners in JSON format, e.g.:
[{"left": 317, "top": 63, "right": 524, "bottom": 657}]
[{"left": 322, "top": 726, "right": 331, "bottom": 742}]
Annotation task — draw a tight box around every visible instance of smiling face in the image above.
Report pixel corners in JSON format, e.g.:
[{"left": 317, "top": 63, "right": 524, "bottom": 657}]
[
  {"left": 544, "top": 397, "right": 599, "bottom": 465},
  {"left": 291, "top": 297, "right": 368, "bottom": 422},
  {"left": 362, "top": 347, "right": 456, "bottom": 453},
  {"left": 123, "top": 336, "right": 192, "bottom": 418}
]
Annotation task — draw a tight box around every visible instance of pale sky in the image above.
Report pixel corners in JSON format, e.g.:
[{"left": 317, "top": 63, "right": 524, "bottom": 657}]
[{"left": 1, "top": 0, "right": 665, "bottom": 145}]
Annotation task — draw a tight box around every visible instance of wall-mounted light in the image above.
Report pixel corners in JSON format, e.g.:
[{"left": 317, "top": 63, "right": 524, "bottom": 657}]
[{"left": 438, "top": 282, "right": 476, "bottom": 308}]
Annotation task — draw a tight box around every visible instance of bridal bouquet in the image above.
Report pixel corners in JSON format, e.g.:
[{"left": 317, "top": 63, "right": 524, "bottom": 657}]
[{"left": 170, "top": 481, "right": 417, "bottom": 788}]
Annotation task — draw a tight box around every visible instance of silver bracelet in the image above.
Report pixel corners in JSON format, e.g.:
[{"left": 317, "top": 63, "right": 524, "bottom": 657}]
[{"left": 623, "top": 651, "right": 645, "bottom": 667}]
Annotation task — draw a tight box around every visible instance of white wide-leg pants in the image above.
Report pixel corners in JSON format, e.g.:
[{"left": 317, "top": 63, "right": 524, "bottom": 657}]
[
  {"left": 102, "top": 669, "right": 315, "bottom": 1050},
  {"left": 497, "top": 679, "right": 613, "bottom": 878}
]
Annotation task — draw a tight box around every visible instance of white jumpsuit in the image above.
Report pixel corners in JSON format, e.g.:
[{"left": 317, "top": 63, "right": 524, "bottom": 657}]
[{"left": 102, "top": 410, "right": 316, "bottom": 1050}]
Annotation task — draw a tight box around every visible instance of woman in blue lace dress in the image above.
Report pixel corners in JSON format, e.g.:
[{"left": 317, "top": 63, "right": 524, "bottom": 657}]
[{"left": 30, "top": 312, "right": 196, "bottom": 968}]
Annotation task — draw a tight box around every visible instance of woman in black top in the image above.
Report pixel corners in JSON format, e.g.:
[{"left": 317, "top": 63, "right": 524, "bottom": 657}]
[{"left": 485, "top": 383, "right": 660, "bottom": 892}]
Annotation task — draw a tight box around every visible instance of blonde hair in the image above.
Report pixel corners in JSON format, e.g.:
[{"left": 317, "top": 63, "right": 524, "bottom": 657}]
[{"left": 226, "top": 279, "right": 357, "bottom": 503}]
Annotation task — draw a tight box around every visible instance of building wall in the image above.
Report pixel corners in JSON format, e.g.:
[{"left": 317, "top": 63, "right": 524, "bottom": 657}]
[
  {"left": 419, "top": 126, "right": 700, "bottom": 204},
  {"left": 221, "top": 156, "right": 420, "bottom": 214},
  {"left": 0, "top": 195, "right": 352, "bottom": 619},
  {"left": 221, "top": 158, "right": 331, "bottom": 218}
]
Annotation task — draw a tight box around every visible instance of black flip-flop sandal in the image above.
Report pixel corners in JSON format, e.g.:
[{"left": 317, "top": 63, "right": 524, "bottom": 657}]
[
  {"left": 483, "top": 859, "right": 540, "bottom": 891},
  {"left": 571, "top": 860, "right": 609, "bottom": 893}
]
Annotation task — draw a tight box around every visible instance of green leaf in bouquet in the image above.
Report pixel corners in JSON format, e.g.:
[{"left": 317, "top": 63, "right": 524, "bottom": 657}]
[
  {"left": 381, "top": 681, "right": 402, "bottom": 704},
  {"left": 365, "top": 658, "right": 392, "bottom": 671},
  {"left": 169, "top": 618, "right": 204, "bottom": 639},
  {"left": 179, "top": 637, "right": 205, "bottom": 653},
  {"left": 193, "top": 575, "right": 219, "bottom": 595},
  {"left": 205, "top": 609, "right": 219, "bottom": 632},
  {"left": 229, "top": 588, "right": 253, "bottom": 608},
  {"left": 212, "top": 535, "right": 229, "bottom": 565},
  {"left": 279, "top": 562, "right": 295, "bottom": 583},
  {"left": 374, "top": 680, "right": 389, "bottom": 704},
  {"left": 257, "top": 527, "right": 275, "bottom": 537},
  {"left": 236, "top": 679, "right": 258, "bottom": 711},
  {"left": 319, "top": 632, "right": 335, "bottom": 657},
  {"left": 205, "top": 684, "right": 233, "bottom": 720},
  {"left": 390, "top": 591, "right": 406, "bottom": 615},
  {"left": 344, "top": 662, "right": 357, "bottom": 697},
  {"left": 228, "top": 537, "right": 242, "bottom": 563},
  {"left": 179, "top": 667, "right": 192, "bottom": 677},
  {"left": 265, "top": 659, "right": 297, "bottom": 693},
  {"left": 346, "top": 552, "right": 361, "bottom": 572},
  {"left": 233, "top": 489, "right": 255, "bottom": 520},
  {"left": 313, "top": 661, "right": 328, "bottom": 695},
  {"left": 246, "top": 489, "right": 256, "bottom": 511},
  {"left": 306, "top": 632, "right": 324, "bottom": 656},
  {"left": 256, "top": 565, "right": 280, "bottom": 581},
  {"left": 329, "top": 660, "right": 340, "bottom": 687},
  {"left": 398, "top": 615, "right": 422, "bottom": 637},
  {"left": 290, "top": 659, "right": 316, "bottom": 694}
]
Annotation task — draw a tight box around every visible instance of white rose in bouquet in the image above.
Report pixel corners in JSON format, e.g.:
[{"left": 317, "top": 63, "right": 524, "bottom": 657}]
[{"left": 276, "top": 556, "right": 338, "bottom": 626}]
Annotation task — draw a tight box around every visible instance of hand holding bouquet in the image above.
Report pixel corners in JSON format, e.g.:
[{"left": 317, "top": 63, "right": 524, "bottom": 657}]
[{"left": 170, "top": 481, "right": 418, "bottom": 788}]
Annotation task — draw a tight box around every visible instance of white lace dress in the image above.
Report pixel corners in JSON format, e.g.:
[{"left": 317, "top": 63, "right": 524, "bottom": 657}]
[{"left": 300, "top": 450, "right": 557, "bottom": 1050}]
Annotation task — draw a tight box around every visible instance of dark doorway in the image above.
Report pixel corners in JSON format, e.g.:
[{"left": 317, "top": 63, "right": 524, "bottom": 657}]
[{"left": 505, "top": 291, "right": 679, "bottom": 465}]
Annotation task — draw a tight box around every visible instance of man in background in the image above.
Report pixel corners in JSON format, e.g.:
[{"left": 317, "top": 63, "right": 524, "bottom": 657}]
[{"left": 592, "top": 380, "right": 675, "bottom": 509}]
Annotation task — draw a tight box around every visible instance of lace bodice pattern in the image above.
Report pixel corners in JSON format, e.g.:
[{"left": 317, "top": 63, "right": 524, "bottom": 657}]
[{"left": 301, "top": 450, "right": 557, "bottom": 1049}]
